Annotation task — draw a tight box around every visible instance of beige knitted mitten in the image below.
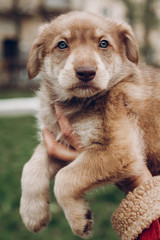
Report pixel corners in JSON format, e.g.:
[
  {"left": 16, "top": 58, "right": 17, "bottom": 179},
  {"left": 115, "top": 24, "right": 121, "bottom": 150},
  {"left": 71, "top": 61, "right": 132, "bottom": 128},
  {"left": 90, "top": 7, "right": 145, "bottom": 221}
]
[{"left": 112, "top": 176, "right": 160, "bottom": 240}]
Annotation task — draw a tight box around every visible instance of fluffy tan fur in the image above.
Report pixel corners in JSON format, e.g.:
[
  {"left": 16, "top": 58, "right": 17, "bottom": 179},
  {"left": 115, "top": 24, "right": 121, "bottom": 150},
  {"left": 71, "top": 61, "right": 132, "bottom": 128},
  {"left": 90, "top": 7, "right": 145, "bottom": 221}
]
[{"left": 20, "top": 11, "right": 160, "bottom": 238}]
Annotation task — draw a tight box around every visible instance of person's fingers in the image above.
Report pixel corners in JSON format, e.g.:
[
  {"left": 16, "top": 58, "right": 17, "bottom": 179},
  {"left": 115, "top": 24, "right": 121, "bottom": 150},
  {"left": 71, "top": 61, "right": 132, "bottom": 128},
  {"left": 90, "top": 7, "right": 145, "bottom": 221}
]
[
  {"left": 42, "top": 129, "right": 79, "bottom": 161},
  {"left": 55, "top": 105, "right": 82, "bottom": 150}
]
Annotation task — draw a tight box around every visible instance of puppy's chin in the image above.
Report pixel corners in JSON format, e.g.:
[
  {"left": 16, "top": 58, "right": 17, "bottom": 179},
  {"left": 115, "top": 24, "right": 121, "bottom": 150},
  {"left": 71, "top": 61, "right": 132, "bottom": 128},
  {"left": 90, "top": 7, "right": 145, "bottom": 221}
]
[{"left": 70, "top": 85, "right": 101, "bottom": 98}]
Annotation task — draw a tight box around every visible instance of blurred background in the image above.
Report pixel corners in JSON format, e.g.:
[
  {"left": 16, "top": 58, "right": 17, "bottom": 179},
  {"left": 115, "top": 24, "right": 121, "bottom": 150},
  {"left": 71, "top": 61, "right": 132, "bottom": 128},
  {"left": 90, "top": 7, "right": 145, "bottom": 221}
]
[
  {"left": 0, "top": 0, "right": 160, "bottom": 240},
  {"left": 0, "top": 0, "right": 160, "bottom": 90}
]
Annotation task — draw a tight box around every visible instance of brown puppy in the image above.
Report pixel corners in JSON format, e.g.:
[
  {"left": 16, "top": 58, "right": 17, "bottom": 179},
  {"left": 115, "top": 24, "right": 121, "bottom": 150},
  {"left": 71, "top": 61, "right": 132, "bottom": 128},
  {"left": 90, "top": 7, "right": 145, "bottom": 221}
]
[{"left": 20, "top": 11, "right": 160, "bottom": 238}]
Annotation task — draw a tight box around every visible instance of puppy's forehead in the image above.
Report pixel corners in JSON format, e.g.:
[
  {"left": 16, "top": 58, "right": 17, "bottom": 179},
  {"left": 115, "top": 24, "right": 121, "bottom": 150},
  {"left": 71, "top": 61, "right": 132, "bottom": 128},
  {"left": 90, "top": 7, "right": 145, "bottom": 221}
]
[{"left": 50, "top": 12, "right": 116, "bottom": 40}]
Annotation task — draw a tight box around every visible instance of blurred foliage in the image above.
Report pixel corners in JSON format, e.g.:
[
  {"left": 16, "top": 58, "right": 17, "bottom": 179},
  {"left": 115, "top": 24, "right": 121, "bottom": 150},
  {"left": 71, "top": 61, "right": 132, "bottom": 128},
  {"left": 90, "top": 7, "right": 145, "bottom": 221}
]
[
  {"left": 122, "top": 0, "right": 160, "bottom": 66},
  {"left": 0, "top": 116, "right": 124, "bottom": 240}
]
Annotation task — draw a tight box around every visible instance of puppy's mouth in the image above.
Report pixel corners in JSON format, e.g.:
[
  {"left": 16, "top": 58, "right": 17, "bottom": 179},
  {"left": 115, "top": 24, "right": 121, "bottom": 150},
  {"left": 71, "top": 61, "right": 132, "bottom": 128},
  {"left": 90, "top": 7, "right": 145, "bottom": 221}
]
[{"left": 70, "top": 83, "right": 100, "bottom": 97}]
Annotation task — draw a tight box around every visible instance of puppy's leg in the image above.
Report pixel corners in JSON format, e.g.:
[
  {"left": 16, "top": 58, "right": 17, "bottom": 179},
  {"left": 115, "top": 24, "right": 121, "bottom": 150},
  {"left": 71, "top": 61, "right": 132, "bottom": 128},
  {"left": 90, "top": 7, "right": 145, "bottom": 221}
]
[
  {"left": 54, "top": 118, "right": 146, "bottom": 238},
  {"left": 20, "top": 142, "right": 65, "bottom": 232},
  {"left": 54, "top": 150, "right": 116, "bottom": 238}
]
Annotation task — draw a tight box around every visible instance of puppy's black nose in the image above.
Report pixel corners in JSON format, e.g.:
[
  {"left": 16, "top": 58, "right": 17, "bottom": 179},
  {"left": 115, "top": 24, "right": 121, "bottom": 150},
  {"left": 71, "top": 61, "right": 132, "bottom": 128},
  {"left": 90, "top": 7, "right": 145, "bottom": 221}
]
[{"left": 76, "top": 66, "right": 96, "bottom": 82}]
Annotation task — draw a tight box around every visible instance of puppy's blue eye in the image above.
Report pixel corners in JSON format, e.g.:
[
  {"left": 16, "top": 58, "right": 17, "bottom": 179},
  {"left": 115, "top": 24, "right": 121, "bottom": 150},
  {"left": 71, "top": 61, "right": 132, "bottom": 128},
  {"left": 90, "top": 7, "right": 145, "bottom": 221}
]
[
  {"left": 99, "top": 40, "right": 109, "bottom": 48},
  {"left": 58, "top": 41, "right": 68, "bottom": 49}
]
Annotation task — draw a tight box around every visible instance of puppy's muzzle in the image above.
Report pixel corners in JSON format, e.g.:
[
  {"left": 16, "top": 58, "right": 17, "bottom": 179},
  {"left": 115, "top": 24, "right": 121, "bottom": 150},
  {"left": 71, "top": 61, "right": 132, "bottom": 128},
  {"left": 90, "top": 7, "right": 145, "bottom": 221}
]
[{"left": 76, "top": 66, "right": 96, "bottom": 82}]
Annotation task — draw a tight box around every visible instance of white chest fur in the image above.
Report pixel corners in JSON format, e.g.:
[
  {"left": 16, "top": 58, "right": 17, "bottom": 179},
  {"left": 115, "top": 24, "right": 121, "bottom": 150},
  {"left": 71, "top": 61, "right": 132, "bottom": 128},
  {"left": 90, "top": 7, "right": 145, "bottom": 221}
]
[{"left": 71, "top": 111, "right": 103, "bottom": 147}]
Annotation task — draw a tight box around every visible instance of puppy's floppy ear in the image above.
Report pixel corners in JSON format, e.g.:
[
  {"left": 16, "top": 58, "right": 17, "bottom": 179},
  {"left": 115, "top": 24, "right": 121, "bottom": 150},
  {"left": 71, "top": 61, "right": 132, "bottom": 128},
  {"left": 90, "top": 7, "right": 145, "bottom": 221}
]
[
  {"left": 27, "top": 24, "right": 48, "bottom": 79},
  {"left": 119, "top": 23, "right": 139, "bottom": 64}
]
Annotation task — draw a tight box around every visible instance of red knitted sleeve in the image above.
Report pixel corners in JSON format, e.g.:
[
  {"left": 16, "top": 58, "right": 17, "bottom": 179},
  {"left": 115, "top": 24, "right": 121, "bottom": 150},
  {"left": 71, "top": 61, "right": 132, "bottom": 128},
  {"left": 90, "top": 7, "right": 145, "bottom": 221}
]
[{"left": 137, "top": 219, "right": 160, "bottom": 240}]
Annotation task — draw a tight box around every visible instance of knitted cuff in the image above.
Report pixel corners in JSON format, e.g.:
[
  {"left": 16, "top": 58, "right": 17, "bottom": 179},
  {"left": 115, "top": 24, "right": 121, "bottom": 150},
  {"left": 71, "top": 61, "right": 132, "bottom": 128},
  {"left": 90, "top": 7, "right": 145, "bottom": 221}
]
[{"left": 111, "top": 176, "right": 160, "bottom": 240}]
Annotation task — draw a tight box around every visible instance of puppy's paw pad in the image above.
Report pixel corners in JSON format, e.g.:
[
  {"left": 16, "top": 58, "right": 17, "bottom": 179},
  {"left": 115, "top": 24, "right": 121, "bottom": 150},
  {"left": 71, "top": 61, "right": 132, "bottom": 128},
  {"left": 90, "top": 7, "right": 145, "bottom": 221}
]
[
  {"left": 83, "top": 219, "right": 93, "bottom": 235},
  {"left": 73, "top": 210, "right": 93, "bottom": 239},
  {"left": 85, "top": 210, "right": 92, "bottom": 220}
]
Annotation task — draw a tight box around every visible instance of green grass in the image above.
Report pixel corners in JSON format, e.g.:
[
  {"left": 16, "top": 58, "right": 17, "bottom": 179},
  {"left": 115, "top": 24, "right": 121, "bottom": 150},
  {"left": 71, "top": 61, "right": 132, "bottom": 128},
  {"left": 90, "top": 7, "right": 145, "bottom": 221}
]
[
  {"left": 0, "top": 116, "right": 124, "bottom": 240},
  {"left": 0, "top": 89, "right": 35, "bottom": 99}
]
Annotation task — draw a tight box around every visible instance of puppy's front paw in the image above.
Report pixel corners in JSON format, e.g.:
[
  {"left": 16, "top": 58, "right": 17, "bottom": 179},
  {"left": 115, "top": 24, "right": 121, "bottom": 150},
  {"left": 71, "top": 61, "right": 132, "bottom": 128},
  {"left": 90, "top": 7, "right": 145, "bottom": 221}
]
[
  {"left": 20, "top": 196, "right": 50, "bottom": 232},
  {"left": 68, "top": 209, "right": 93, "bottom": 239}
]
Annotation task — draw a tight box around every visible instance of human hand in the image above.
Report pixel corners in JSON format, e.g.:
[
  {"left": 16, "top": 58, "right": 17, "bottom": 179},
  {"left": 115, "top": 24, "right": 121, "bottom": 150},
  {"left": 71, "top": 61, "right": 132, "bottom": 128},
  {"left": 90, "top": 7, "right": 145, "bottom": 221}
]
[{"left": 42, "top": 105, "right": 81, "bottom": 162}]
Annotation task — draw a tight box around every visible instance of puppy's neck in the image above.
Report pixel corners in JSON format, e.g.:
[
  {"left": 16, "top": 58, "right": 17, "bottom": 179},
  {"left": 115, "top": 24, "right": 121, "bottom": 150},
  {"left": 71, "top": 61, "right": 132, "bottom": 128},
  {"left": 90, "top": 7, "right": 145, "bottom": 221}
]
[{"left": 56, "top": 91, "right": 109, "bottom": 117}]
